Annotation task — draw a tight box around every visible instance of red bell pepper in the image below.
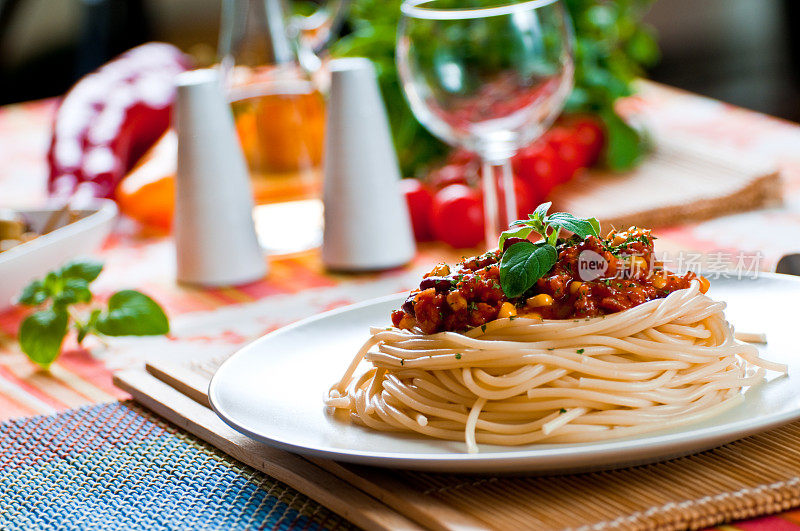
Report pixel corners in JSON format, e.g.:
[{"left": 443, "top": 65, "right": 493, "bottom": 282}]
[{"left": 47, "top": 42, "right": 190, "bottom": 199}]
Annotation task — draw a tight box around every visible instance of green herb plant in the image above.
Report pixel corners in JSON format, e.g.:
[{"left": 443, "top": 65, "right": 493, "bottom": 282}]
[
  {"left": 498, "top": 202, "right": 599, "bottom": 298},
  {"left": 17, "top": 259, "right": 169, "bottom": 369},
  {"left": 332, "top": 0, "right": 659, "bottom": 176},
  {"left": 563, "top": 0, "right": 659, "bottom": 169}
]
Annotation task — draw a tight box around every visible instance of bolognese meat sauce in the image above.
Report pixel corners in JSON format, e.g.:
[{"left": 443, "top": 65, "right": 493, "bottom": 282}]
[{"left": 391, "top": 228, "right": 708, "bottom": 334}]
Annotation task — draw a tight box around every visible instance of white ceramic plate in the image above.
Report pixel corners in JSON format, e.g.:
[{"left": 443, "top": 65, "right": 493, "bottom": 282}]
[
  {"left": 0, "top": 200, "right": 118, "bottom": 309},
  {"left": 210, "top": 274, "right": 800, "bottom": 473}
]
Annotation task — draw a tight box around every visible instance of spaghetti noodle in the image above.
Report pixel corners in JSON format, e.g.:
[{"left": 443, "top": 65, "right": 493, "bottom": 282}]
[{"left": 325, "top": 281, "right": 785, "bottom": 453}]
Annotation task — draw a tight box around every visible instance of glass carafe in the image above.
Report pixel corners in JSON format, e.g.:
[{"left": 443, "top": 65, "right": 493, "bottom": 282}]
[{"left": 218, "top": 0, "right": 346, "bottom": 254}]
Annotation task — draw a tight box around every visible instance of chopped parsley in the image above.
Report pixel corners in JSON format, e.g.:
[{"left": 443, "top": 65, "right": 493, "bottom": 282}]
[
  {"left": 480, "top": 324, "right": 487, "bottom": 333},
  {"left": 509, "top": 315, "right": 517, "bottom": 321},
  {"left": 400, "top": 359, "right": 404, "bottom": 366},
  {"left": 455, "top": 353, "right": 462, "bottom": 359},
  {"left": 577, "top": 348, "right": 585, "bottom": 354},
  {"left": 605, "top": 233, "right": 653, "bottom": 256},
  {"left": 559, "top": 408, "right": 567, "bottom": 414}
]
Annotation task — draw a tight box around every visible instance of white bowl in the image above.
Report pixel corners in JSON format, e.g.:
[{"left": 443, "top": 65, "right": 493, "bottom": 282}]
[{"left": 0, "top": 199, "right": 118, "bottom": 309}]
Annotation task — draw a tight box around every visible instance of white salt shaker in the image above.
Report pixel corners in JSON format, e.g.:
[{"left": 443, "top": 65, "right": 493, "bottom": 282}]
[
  {"left": 173, "top": 68, "right": 267, "bottom": 286},
  {"left": 322, "top": 58, "right": 416, "bottom": 271}
]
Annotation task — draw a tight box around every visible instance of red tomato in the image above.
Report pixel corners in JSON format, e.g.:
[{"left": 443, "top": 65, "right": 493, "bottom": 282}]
[
  {"left": 513, "top": 177, "right": 536, "bottom": 218},
  {"left": 512, "top": 142, "right": 564, "bottom": 202},
  {"left": 432, "top": 184, "right": 484, "bottom": 248},
  {"left": 497, "top": 175, "right": 536, "bottom": 220},
  {"left": 571, "top": 117, "right": 605, "bottom": 166},
  {"left": 546, "top": 127, "right": 589, "bottom": 182},
  {"left": 400, "top": 178, "right": 435, "bottom": 242},
  {"left": 428, "top": 163, "right": 469, "bottom": 190},
  {"left": 447, "top": 148, "right": 479, "bottom": 166}
]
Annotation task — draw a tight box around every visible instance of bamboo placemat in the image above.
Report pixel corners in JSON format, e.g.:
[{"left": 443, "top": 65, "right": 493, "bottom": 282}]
[
  {"left": 552, "top": 132, "right": 782, "bottom": 230},
  {"left": 115, "top": 358, "right": 800, "bottom": 531}
]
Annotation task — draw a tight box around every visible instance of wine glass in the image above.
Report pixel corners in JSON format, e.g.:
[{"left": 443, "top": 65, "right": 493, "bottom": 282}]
[{"left": 397, "top": 0, "right": 574, "bottom": 245}]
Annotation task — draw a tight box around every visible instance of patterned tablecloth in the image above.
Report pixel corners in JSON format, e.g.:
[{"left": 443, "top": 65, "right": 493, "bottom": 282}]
[{"left": 2, "top": 83, "right": 800, "bottom": 529}]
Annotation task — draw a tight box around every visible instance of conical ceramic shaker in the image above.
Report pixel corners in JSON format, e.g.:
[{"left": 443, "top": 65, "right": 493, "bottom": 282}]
[
  {"left": 173, "top": 68, "right": 267, "bottom": 286},
  {"left": 322, "top": 58, "right": 416, "bottom": 271}
]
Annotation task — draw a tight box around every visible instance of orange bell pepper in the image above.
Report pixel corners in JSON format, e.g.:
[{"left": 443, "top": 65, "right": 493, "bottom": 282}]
[{"left": 116, "top": 130, "right": 176, "bottom": 232}]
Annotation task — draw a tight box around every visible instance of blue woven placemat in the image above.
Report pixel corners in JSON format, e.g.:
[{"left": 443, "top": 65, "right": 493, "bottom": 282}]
[{"left": 0, "top": 401, "right": 354, "bottom": 530}]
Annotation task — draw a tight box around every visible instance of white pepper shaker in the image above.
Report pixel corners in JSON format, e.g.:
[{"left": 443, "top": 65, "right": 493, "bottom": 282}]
[
  {"left": 322, "top": 58, "right": 416, "bottom": 271},
  {"left": 173, "top": 68, "right": 267, "bottom": 286}
]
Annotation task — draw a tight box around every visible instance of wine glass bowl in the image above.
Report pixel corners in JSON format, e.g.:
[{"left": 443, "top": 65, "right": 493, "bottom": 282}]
[{"left": 397, "top": 0, "right": 574, "bottom": 242}]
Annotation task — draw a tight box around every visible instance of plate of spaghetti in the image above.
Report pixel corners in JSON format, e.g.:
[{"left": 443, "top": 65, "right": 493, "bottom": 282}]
[{"left": 210, "top": 204, "right": 795, "bottom": 473}]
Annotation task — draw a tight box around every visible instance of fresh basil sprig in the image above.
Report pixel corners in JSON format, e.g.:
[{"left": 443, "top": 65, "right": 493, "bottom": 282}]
[
  {"left": 17, "top": 258, "right": 169, "bottom": 369},
  {"left": 498, "top": 203, "right": 600, "bottom": 298}
]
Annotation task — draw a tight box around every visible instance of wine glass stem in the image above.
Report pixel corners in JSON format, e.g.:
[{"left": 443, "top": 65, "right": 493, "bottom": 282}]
[
  {"left": 500, "top": 159, "right": 517, "bottom": 229},
  {"left": 481, "top": 158, "right": 517, "bottom": 247}
]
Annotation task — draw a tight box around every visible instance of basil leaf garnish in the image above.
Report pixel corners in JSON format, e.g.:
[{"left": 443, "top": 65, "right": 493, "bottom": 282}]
[
  {"left": 497, "top": 202, "right": 603, "bottom": 298},
  {"left": 498, "top": 225, "right": 533, "bottom": 251},
  {"left": 532, "top": 201, "right": 552, "bottom": 220},
  {"left": 95, "top": 290, "right": 170, "bottom": 336},
  {"left": 499, "top": 241, "right": 558, "bottom": 298},
  {"left": 19, "top": 309, "right": 69, "bottom": 369},
  {"left": 546, "top": 214, "right": 600, "bottom": 239}
]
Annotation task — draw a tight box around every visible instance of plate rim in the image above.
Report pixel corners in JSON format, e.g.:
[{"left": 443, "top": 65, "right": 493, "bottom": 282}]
[{"left": 209, "top": 272, "right": 800, "bottom": 471}]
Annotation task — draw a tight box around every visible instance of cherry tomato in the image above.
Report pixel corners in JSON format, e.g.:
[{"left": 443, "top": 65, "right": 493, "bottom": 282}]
[
  {"left": 497, "top": 175, "right": 536, "bottom": 220},
  {"left": 400, "top": 178, "right": 435, "bottom": 242},
  {"left": 447, "top": 148, "right": 479, "bottom": 166},
  {"left": 546, "top": 127, "right": 589, "bottom": 182},
  {"left": 428, "top": 163, "right": 469, "bottom": 190},
  {"left": 571, "top": 116, "right": 605, "bottom": 166},
  {"left": 432, "top": 184, "right": 484, "bottom": 248},
  {"left": 512, "top": 142, "right": 564, "bottom": 202}
]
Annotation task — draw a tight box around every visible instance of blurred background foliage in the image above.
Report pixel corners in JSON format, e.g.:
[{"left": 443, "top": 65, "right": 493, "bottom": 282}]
[
  {"left": 331, "top": 0, "right": 658, "bottom": 176},
  {"left": 1, "top": 0, "right": 798, "bottom": 174}
]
